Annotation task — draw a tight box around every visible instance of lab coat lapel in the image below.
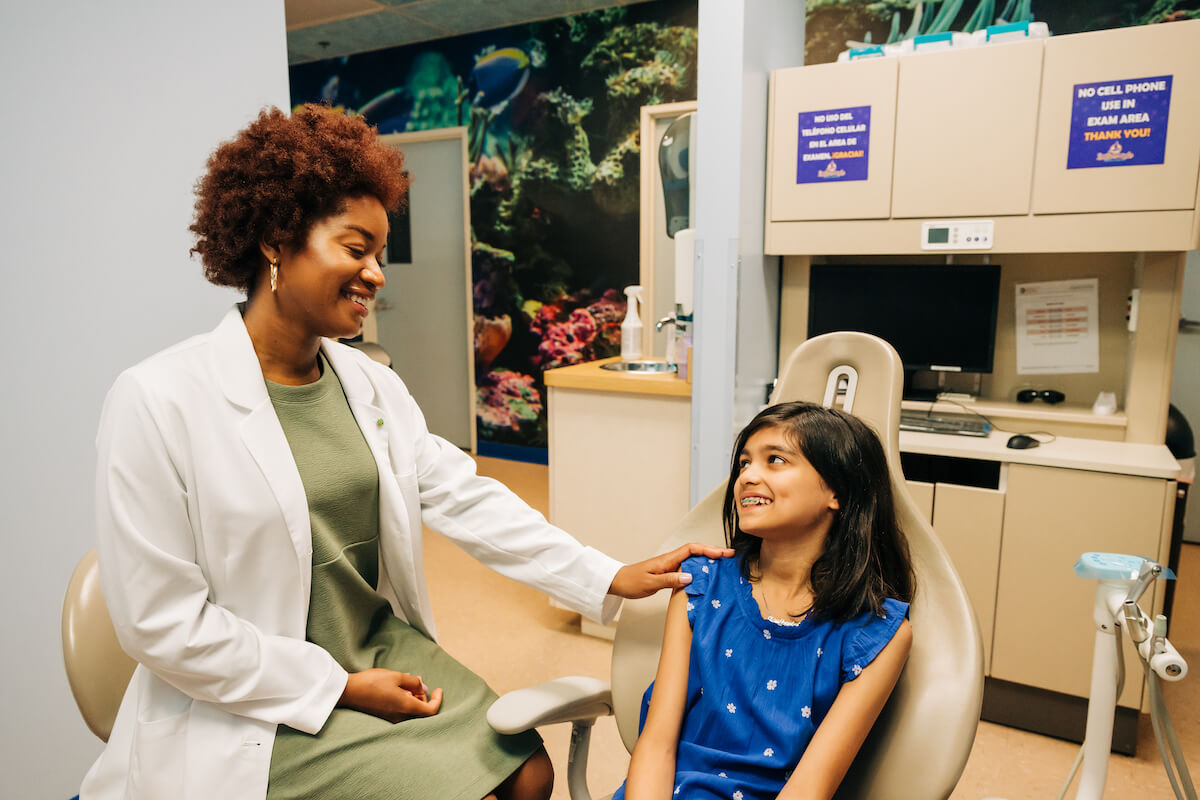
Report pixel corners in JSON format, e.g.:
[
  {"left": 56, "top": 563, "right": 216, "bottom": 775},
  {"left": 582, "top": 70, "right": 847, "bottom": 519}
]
[
  {"left": 322, "top": 341, "right": 428, "bottom": 635},
  {"left": 211, "top": 309, "right": 314, "bottom": 607}
]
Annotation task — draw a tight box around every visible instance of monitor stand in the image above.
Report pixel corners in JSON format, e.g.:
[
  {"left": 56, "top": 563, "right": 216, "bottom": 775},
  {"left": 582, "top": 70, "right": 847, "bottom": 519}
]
[{"left": 902, "top": 371, "right": 940, "bottom": 402}]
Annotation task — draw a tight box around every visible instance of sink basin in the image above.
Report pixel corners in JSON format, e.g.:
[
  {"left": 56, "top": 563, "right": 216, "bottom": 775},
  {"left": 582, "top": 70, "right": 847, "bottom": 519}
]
[{"left": 600, "top": 360, "right": 677, "bottom": 374}]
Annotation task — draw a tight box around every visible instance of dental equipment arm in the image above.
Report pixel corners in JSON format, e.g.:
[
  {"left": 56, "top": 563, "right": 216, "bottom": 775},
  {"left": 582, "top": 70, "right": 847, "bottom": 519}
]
[{"left": 1070, "top": 553, "right": 1192, "bottom": 800}]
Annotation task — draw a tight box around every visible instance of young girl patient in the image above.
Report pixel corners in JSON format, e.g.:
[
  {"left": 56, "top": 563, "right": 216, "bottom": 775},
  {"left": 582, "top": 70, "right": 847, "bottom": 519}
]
[{"left": 617, "top": 402, "right": 915, "bottom": 800}]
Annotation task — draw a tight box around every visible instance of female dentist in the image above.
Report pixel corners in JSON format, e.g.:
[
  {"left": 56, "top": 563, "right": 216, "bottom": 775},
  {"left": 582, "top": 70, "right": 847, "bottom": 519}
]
[{"left": 80, "top": 105, "right": 729, "bottom": 800}]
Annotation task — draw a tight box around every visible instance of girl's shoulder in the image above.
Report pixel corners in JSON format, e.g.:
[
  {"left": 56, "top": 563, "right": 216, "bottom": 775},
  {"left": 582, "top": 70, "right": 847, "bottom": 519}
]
[
  {"left": 679, "top": 554, "right": 742, "bottom": 629},
  {"left": 833, "top": 598, "right": 910, "bottom": 683},
  {"left": 679, "top": 553, "right": 740, "bottom": 596}
]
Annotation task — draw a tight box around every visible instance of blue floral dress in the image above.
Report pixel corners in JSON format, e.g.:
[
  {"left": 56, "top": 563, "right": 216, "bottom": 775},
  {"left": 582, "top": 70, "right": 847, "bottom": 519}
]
[{"left": 614, "top": 555, "right": 908, "bottom": 800}]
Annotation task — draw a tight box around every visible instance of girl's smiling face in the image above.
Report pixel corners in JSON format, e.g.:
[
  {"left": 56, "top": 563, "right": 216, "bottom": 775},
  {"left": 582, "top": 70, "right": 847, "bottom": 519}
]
[
  {"left": 270, "top": 194, "right": 389, "bottom": 340},
  {"left": 734, "top": 424, "right": 839, "bottom": 540}
]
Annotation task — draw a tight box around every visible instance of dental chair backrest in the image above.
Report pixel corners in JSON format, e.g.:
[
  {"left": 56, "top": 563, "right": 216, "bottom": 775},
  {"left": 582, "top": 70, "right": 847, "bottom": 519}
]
[{"left": 610, "top": 332, "right": 984, "bottom": 799}]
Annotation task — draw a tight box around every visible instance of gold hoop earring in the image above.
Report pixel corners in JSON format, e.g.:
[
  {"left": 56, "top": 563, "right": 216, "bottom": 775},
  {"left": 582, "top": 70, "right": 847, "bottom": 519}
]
[{"left": 270, "top": 258, "right": 279, "bottom": 293}]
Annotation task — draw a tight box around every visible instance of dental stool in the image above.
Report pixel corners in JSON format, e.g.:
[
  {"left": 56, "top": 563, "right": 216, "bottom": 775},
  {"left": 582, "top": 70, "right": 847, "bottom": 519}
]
[
  {"left": 489, "top": 332, "right": 985, "bottom": 799},
  {"left": 62, "top": 548, "right": 136, "bottom": 742}
]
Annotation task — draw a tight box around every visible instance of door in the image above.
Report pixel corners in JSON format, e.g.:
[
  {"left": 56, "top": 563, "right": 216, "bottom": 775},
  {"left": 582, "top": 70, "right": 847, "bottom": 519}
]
[{"left": 375, "top": 129, "right": 474, "bottom": 450}]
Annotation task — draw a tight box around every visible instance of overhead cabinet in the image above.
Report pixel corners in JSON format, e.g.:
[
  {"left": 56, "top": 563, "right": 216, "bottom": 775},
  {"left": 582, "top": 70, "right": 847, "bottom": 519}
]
[
  {"left": 1031, "top": 22, "right": 1200, "bottom": 215},
  {"left": 766, "top": 20, "right": 1200, "bottom": 254},
  {"left": 891, "top": 41, "right": 1043, "bottom": 218},
  {"left": 768, "top": 57, "right": 898, "bottom": 221}
]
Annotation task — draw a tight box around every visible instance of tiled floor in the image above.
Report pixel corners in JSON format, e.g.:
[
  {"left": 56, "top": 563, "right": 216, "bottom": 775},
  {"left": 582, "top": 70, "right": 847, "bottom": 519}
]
[{"left": 425, "top": 456, "right": 1198, "bottom": 799}]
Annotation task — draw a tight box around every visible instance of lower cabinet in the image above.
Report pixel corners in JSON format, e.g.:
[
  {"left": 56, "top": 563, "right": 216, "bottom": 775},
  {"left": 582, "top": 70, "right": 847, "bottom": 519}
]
[
  {"left": 931, "top": 483, "right": 1006, "bottom": 675},
  {"left": 904, "top": 458, "right": 1174, "bottom": 715},
  {"left": 990, "top": 464, "right": 1173, "bottom": 709},
  {"left": 547, "top": 387, "right": 692, "bottom": 566},
  {"left": 546, "top": 384, "right": 692, "bottom": 638}
]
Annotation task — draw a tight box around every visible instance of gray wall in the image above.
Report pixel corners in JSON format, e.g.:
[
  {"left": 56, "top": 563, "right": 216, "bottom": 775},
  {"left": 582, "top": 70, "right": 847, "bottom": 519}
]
[{"left": 0, "top": 2, "right": 289, "bottom": 795}]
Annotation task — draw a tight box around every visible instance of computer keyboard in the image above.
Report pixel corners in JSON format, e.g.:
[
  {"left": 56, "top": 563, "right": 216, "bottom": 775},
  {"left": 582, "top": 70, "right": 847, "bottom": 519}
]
[{"left": 900, "top": 411, "right": 991, "bottom": 437}]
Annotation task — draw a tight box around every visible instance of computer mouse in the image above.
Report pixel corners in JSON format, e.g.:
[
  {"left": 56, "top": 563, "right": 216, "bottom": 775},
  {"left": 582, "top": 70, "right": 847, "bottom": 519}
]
[{"left": 1006, "top": 434, "right": 1040, "bottom": 450}]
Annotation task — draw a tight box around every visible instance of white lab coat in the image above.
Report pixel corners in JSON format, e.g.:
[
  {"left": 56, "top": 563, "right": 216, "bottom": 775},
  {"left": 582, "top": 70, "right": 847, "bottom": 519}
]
[{"left": 81, "top": 308, "right": 623, "bottom": 800}]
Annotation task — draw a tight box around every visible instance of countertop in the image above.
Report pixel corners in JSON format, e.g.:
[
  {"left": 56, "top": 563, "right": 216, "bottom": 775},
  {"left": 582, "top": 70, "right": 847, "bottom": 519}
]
[
  {"left": 544, "top": 357, "right": 692, "bottom": 398},
  {"left": 543, "top": 361, "right": 1173, "bottom": 477},
  {"left": 899, "top": 429, "right": 1180, "bottom": 479}
]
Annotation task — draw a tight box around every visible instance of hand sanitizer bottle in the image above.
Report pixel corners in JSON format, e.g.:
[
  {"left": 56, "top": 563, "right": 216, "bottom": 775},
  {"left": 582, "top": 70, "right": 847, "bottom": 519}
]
[{"left": 621, "top": 285, "right": 644, "bottom": 361}]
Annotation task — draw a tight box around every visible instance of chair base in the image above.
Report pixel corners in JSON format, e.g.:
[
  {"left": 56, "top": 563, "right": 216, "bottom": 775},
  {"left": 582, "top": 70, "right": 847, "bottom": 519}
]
[{"left": 981, "top": 677, "right": 1139, "bottom": 755}]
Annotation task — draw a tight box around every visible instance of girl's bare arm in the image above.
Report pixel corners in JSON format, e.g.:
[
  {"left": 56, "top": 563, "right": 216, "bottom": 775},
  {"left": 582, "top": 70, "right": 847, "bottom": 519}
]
[
  {"left": 624, "top": 588, "right": 694, "bottom": 800},
  {"left": 777, "top": 619, "right": 913, "bottom": 800}
]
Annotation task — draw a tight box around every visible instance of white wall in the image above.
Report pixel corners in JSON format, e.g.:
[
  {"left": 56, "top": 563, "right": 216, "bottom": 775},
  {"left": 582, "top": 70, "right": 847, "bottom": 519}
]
[
  {"left": 0, "top": 2, "right": 289, "bottom": 795},
  {"left": 691, "top": 1, "right": 805, "bottom": 501}
]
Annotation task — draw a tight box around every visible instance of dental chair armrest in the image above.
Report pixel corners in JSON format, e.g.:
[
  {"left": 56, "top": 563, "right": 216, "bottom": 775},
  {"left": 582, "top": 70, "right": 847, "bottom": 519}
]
[{"left": 487, "top": 676, "right": 614, "bottom": 734}]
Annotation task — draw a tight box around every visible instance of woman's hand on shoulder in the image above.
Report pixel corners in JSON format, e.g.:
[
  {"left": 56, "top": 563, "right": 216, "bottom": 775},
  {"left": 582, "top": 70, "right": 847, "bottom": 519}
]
[
  {"left": 338, "top": 668, "right": 443, "bottom": 723},
  {"left": 609, "top": 542, "right": 734, "bottom": 599}
]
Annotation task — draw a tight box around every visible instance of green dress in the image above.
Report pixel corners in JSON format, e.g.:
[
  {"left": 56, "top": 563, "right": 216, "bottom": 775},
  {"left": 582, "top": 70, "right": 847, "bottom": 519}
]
[{"left": 264, "top": 355, "right": 540, "bottom": 800}]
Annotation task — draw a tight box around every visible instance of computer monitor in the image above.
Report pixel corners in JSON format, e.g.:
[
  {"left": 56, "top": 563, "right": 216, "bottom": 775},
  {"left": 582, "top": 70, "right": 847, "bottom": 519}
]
[{"left": 807, "top": 263, "right": 1001, "bottom": 399}]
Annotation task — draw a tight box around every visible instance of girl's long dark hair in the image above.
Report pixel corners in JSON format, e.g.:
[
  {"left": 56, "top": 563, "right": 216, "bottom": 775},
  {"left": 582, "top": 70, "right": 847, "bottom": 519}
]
[{"left": 722, "top": 402, "right": 915, "bottom": 623}]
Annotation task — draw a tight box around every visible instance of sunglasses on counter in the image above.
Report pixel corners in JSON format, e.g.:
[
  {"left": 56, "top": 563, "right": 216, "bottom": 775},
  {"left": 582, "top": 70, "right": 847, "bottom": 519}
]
[{"left": 1017, "top": 389, "right": 1065, "bottom": 405}]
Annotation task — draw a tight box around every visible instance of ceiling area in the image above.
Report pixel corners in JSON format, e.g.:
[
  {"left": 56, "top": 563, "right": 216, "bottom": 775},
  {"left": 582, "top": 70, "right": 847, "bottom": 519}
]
[{"left": 285, "top": 0, "right": 649, "bottom": 64}]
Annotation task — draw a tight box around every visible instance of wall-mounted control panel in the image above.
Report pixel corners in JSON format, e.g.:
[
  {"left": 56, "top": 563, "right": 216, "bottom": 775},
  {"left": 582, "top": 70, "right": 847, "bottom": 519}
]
[{"left": 921, "top": 219, "right": 995, "bottom": 250}]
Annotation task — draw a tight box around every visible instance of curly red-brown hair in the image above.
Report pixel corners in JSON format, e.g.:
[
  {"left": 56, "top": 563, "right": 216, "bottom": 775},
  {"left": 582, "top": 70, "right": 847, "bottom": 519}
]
[{"left": 190, "top": 104, "right": 406, "bottom": 294}]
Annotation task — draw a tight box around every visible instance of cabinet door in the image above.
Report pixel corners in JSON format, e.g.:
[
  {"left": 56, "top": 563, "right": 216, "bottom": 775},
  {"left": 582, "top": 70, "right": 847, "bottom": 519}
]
[
  {"left": 1031, "top": 22, "right": 1200, "bottom": 214},
  {"left": 905, "top": 480, "right": 934, "bottom": 524},
  {"left": 931, "top": 483, "right": 1005, "bottom": 674},
  {"left": 891, "top": 41, "right": 1043, "bottom": 218},
  {"left": 768, "top": 58, "right": 898, "bottom": 221},
  {"left": 548, "top": 388, "right": 692, "bottom": 565},
  {"left": 991, "top": 465, "right": 1170, "bottom": 707}
]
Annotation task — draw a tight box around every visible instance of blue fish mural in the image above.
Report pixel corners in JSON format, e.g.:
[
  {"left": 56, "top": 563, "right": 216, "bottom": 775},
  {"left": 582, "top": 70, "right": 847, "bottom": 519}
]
[
  {"left": 320, "top": 74, "right": 340, "bottom": 104},
  {"left": 469, "top": 47, "right": 531, "bottom": 113},
  {"left": 358, "top": 87, "right": 413, "bottom": 134}
]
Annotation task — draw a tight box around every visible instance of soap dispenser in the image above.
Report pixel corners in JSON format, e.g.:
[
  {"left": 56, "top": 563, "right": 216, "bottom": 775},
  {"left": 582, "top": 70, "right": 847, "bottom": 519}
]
[{"left": 620, "top": 285, "right": 644, "bottom": 361}]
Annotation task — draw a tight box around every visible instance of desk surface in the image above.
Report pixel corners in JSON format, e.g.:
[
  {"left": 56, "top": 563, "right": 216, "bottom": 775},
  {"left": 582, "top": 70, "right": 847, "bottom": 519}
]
[
  {"left": 543, "top": 362, "right": 1173, "bottom": 478},
  {"left": 544, "top": 357, "right": 692, "bottom": 398},
  {"left": 900, "top": 429, "right": 1179, "bottom": 479}
]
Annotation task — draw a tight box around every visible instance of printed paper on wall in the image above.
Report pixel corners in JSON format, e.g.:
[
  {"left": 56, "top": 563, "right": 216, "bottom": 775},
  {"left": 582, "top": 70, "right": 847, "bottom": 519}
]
[{"left": 1015, "top": 279, "right": 1100, "bottom": 375}]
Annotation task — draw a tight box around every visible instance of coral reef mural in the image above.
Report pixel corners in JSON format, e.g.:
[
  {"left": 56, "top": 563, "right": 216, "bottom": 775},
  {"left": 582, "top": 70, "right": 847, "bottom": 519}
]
[
  {"left": 290, "top": 1, "right": 697, "bottom": 459},
  {"left": 805, "top": 0, "right": 1200, "bottom": 65}
]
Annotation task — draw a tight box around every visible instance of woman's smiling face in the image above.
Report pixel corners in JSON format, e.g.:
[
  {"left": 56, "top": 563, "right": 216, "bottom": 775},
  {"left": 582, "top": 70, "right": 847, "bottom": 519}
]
[{"left": 272, "top": 194, "right": 389, "bottom": 340}]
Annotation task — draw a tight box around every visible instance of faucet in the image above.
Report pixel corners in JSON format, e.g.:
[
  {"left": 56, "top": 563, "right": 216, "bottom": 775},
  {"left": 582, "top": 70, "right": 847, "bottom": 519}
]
[
  {"left": 656, "top": 303, "right": 691, "bottom": 334},
  {"left": 655, "top": 303, "right": 692, "bottom": 376}
]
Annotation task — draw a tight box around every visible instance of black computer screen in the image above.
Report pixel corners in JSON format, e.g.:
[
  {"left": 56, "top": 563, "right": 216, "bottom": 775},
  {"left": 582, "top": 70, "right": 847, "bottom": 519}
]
[{"left": 807, "top": 263, "right": 1001, "bottom": 373}]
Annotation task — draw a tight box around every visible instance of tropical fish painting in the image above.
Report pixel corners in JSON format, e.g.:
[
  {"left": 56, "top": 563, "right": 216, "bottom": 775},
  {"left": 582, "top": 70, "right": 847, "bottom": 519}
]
[
  {"left": 358, "top": 87, "right": 414, "bottom": 134},
  {"left": 320, "top": 74, "right": 340, "bottom": 104},
  {"left": 468, "top": 47, "right": 531, "bottom": 113},
  {"left": 289, "top": 2, "right": 699, "bottom": 457}
]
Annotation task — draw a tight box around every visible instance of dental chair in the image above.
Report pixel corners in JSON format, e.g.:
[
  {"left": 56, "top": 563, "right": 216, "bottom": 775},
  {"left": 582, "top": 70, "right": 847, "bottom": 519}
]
[
  {"left": 62, "top": 549, "right": 136, "bottom": 742},
  {"left": 489, "top": 332, "right": 985, "bottom": 799}
]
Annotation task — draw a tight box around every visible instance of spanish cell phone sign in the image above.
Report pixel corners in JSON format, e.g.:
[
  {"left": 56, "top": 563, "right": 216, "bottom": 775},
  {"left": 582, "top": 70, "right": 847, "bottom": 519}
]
[
  {"left": 796, "top": 106, "right": 870, "bottom": 184},
  {"left": 1067, "top": 75, "right": 1172, "bottom": 169}
]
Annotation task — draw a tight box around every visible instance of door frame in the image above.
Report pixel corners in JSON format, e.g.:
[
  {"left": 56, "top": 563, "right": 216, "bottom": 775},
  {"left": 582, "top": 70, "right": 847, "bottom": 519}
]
[
  {"left": 639, "top": 101, "right": 697, "bottom": 357},
  {"left": 374, "top": 127, "right": 476, "bottom": 453}
]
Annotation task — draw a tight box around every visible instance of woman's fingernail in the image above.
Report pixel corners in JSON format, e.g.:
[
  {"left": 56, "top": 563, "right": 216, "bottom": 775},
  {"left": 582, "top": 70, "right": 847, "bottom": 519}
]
[{"left": 679, "top": 573, "right": 693, "bottom": 584}]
